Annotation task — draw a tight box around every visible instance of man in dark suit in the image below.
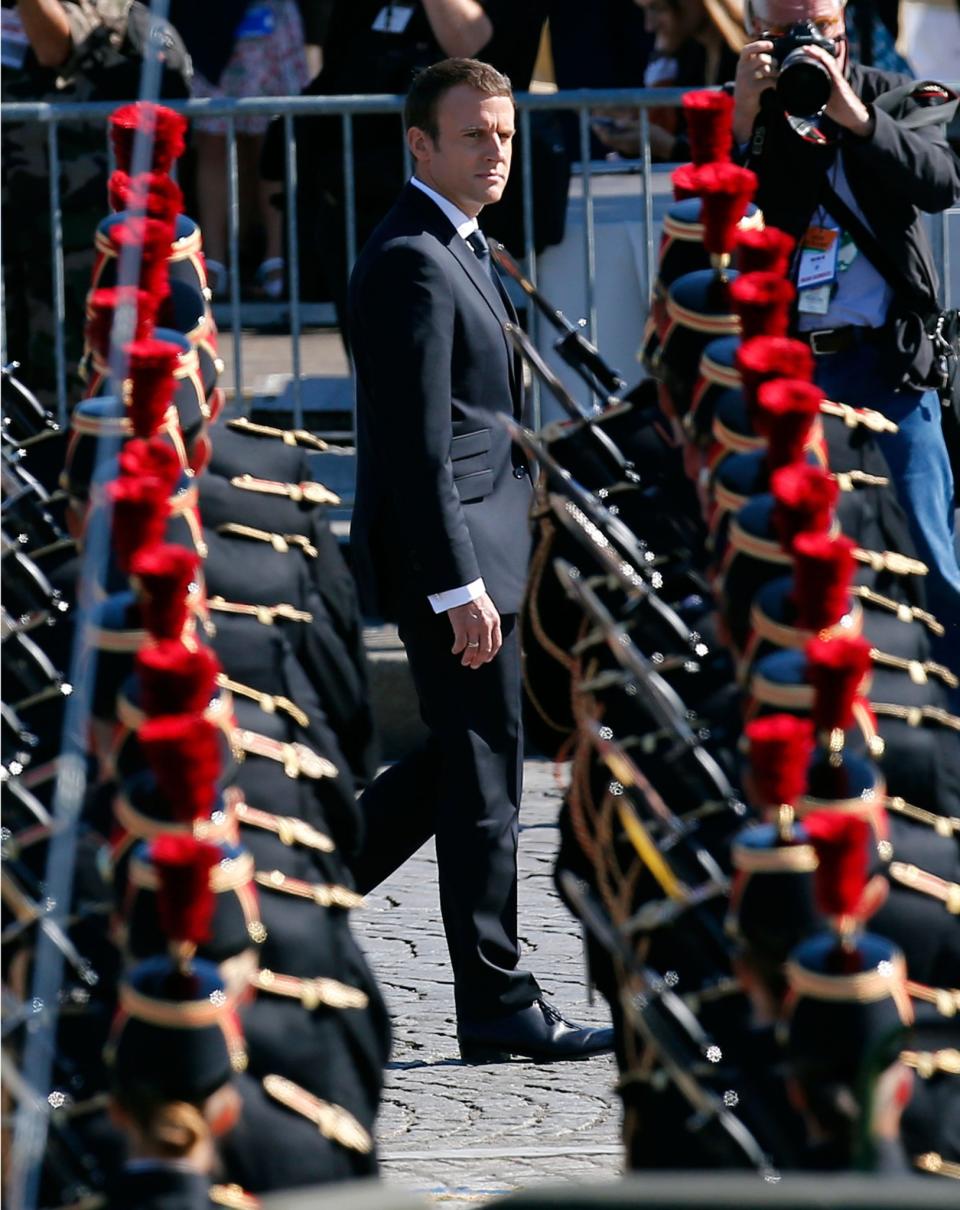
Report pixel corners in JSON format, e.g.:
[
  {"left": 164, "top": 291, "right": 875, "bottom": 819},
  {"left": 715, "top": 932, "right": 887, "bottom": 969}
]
[{"left": 348, "top": 58, "right": 613, "bottom": 1062}]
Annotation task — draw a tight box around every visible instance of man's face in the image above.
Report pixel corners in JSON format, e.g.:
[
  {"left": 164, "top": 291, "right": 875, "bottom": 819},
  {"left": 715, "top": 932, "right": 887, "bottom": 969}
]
[
  {"left": 748, "top": 0, "right": 846, "bottom": 40},
  {"left": 409, "top": 85, "right": 515, "bottom": 218}
]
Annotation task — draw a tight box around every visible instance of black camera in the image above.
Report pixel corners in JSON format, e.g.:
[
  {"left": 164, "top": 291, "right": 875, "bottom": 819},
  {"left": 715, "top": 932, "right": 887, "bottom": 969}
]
[{"left": 764, "top": 21, "right": 840, "bottom": 116}]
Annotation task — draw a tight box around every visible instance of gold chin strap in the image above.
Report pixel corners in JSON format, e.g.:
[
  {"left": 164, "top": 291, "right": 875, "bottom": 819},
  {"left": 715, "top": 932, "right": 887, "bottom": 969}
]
[
  {"left": 253, "top": 869, "right": 363, "bottom": 910},
  {"left": 886, "top": 795, "right": 960, "bottom": 838},
  {"left": 235, "top": 800, "right": 335, "bottom": 853},
  {"left": 229, "top": 472, "right": 341, "bottom": 506},
  {"left": 869, "top": 647, "right": 959, "bottom": 689},
  {"left": 915, "top": 1153, "right": 960, "bottom": 1180},
  {"left": 852, "top": 585, "right": 944, "bottom": 636},
  {"left": 874, "top": 702, "right": 960, "bottom": 732},
  {"left": 853, "top": 548, "right": 928, "bottom": 576},
  {"left": 251, "top": 967, "right": 369, "bottom": 1011},
  {"left": 900, "top": 1048, "right": 960, "bottom": 1078},
  {"left": 216, "top": 673, "right": 309, "bottom": 728},
  {"left": 207, "top": 595, "right": 313, "bottom": 625},
  {"left": 262, "top": 1074, "right": 372, "bottom": 1153},
  {"left": 819, "top": 398, "right": 899, "bottom": 434},
  {"left": 216, "top": 522, "right": 318, "bottom": 559},
  {"left": 234, "top": 728, "right": 338, "bottom": 780},
  {"left": 888, "top": 861, "right": 960, "bottom": 914},
  {"left": 226, "top": 416, "right": 329, "bottom": 450}
]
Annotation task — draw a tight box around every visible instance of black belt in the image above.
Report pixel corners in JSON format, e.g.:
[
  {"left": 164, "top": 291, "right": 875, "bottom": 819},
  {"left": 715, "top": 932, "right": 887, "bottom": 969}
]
[{"left": 798, "top": 325, "right": 887, "bottom": 356}]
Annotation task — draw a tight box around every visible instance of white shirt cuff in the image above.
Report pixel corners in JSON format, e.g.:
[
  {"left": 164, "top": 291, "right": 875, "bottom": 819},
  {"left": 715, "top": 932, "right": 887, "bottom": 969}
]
[{"left": 428, "top": 578, "right": 486, "bottom": 614}]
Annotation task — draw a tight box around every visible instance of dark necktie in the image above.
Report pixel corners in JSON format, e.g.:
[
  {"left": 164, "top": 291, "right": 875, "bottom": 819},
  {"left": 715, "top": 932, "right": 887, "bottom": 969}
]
[{"left": 465, "top": 228, "right": 496, "bottom": 282}]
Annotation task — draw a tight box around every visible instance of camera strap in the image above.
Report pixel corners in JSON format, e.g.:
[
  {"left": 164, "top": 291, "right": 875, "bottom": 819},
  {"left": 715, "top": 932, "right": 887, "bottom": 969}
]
[{"left": 820, "top": 179, "right": 930, "bottom": 314}]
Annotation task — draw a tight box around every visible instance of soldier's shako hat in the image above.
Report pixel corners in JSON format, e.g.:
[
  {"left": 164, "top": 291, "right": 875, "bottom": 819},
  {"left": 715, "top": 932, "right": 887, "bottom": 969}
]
[
  {"left": 123, "top": 836, "right": 264, "bottom": 966},
  {"left": 95, "top": 209, "right": 208, "bottom": 303},
  {"left": 60, "top": 396, "right": 187, "bottom": 503},
  {"left": 657, "top": 164, "right": 758, "bottom": 419},
  {"left": 111, "top": 953, "right": 246, "bottom": 1101},
  {"left": 784, "top": 930, "right": 913, "bottom": 1097}
]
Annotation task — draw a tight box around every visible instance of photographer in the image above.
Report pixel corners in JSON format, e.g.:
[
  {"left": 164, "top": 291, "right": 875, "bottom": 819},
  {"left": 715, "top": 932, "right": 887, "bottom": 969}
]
[{"left": 732, "top": 0, "right": 960, "bottom": 666}]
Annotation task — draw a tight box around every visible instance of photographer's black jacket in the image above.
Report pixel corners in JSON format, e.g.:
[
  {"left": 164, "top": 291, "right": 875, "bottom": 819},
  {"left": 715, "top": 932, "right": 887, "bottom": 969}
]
[{"left": 740, "top": 65, "right": 960, "bottom": 313}]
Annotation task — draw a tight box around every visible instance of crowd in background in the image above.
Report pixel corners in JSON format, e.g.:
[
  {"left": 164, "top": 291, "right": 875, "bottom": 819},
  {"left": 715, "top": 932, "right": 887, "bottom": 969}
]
[{"left": 2, "top": 0, "right": 959, "bottom": 399}]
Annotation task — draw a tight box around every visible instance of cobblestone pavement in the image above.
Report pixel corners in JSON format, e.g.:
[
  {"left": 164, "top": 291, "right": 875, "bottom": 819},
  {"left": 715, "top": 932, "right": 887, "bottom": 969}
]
[{"left": 352, "top": 760, "right": 622, "bottom": 1209}]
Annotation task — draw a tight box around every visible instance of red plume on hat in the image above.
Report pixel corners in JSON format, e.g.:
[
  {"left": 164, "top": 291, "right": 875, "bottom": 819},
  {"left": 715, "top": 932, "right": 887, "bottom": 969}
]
[
  {"left": 682, "top": 90, "right": 735, "bottom": 165},
  {"left": 735, "top": 336, "right": 815, "bottom": 426},
  {"left": 85, "top": 287, "right": 156, "bottom": 361},
  {"left": 671, "top": 163, "right": 700, "bottom": 202},
  {"left": 118, "top": 436, "right": 182, "bottom": 498},
  {"left": 805, "top": 634, "right": 872, "bottom": 736},
  {"left": 136, "top": 640, "right": 220, "bottom": 717},
  {"left": 688, "top": 162, "right": 757, "bottom": 263},
  {"left": 109, "top": 170, "right": 184, "bottom": 224},
  {"left": 138, "top": 714, "right": 221, "bottom": 823},
  {"left": 802, "top": 809, "right": 871, "bottom": 926},
  {"left": 736, "top": 226, "right": 796, "bottom": 277},
  {"left": 771, "top": 462, "right": 838, "bottom": 549},
  {"left": 108, "top": 217, "right": 175, "bottom": 307},
  {"left": 125, "top": 338, "right": 182, "bottom": 439},
  {"left": 745, "top": 712, "right": 815, "bottom": 815},
  {"left": 791, "top": 532, "right": 856, "bottom": 632},
  {"left": 730, "top": 272, "right": 795, "bottom": 340},
  {"left": 107, "top": 476, "right": 169, "bottom": 575},
  {"left": 129, "top": 543, "right": 199, "bottom": 640},
  {"left": 110, "top": 102, "right": 188, "bottom": 175},
  {"left": 755, "top": 378, "right": 823, "bottom": 471},
  {"left": 150, "top": 834, "right": 220, "bottom": 962}
]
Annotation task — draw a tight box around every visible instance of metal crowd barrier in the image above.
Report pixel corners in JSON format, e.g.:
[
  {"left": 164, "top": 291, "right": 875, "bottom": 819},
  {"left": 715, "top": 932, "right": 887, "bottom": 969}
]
[{"left": 3, "top": 86, "right": 959, "bottom": 434}]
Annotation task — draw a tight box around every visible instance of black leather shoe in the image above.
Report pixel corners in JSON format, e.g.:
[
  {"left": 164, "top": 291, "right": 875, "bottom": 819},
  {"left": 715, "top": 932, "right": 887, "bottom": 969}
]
[{"left": 457, "top": 998, "right": 614, "bottom": 1064}]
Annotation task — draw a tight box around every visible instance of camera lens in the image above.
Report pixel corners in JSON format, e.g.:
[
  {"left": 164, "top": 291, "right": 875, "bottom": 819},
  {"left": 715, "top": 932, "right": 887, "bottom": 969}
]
[{"left": 777, "top": 50, "right": 832, "bottom": 116}]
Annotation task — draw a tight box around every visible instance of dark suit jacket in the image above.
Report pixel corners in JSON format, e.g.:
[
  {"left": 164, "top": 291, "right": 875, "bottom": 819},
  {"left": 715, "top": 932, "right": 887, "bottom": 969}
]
[
  {"left": 741, "top": 65, "right": 960, "bottom": 311},
  {"left": 348, "top": 182, "right": 532, "bottom": 620}
]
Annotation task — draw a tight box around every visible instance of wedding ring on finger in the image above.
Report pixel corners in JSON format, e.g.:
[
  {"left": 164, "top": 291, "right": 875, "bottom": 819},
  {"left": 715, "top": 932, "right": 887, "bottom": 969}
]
[{"left": 467, "top": 640, "right": 480, "bottom": 648}]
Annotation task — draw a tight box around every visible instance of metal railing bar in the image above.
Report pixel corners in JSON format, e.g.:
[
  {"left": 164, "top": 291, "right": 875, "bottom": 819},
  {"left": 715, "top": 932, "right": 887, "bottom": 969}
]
[
  {"left": 578, "top": 107, "right": 598, "bottom": 407},
  {"left": 226, "top": 115, "right": 243, "bottom": 402},
  {"left": 284, "top": 112, "right": 302, "bottom": 429},
  {"left": 640, "top": 108, "right": 656, "bottom": 309},
  {"left": 47, "top": 120, "right": 68, "bottom": 426}
]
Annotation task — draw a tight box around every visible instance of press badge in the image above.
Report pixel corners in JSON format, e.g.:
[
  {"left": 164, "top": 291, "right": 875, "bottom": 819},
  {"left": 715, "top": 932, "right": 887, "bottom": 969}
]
[
  {"left": 796, "top": 225, "right": 839, "bottom": 316},
  {"left": 373, "top": 5, "right": 414, "bottom": 33}
]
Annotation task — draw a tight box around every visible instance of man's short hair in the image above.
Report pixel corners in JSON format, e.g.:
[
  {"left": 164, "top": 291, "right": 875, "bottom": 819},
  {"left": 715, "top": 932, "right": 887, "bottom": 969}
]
[{"left": 404, "top": 58, "right": 514, "bottom": 139}]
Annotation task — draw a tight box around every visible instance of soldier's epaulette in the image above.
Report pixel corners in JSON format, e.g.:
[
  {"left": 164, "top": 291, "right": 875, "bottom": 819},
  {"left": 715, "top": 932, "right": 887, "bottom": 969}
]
[
  {"left": 236, "top": 800, "right": 335, "bottom": 853},
  {"left": 254, "top": 868, "right": 363, "bottom": 910},
  {"left": 226, "top": 416, "right": 329, "bottom": 450},
  {"left": 234, "top": 728, "right": 338, "bottom": 780},
  {"left": 900, "top": 1048, "right": 960, "bottom": 1078},
  {"left": 229, "top": 472, "right": 340, "bottom": 506},
  {"left": 251, "top": 966, "right": 369, "bottom": 1010},
  {"left": 210, "top": 1183, "right": 261, "bottom": 1209},
  {"left": 216, "top": 521, "right": 318, "bottom": 559},
  {"left": 915, "top": 1152, "right": 960, "bottom": 1180},
  {"left": 262, "top": 1073, "right": 373, "bottom": 1153},
  {"left": 207, "top": 596, "right": 313, "bottom": 626}
]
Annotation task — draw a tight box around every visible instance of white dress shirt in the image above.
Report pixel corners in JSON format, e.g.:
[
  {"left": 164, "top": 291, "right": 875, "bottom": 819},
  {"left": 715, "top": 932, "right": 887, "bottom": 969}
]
[{"left": 409, "top": 175, "right": 487, "bottom": 615}]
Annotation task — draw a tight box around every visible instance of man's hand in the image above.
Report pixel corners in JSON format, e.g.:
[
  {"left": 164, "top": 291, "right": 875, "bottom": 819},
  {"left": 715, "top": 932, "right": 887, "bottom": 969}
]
[
  {"left": 448, "top": 593, "right": 502, "bottom": 669},
  {"left": 803, "top": 45, "right": 874, "bottom": 136},
  {"left": 733, "top": 40, "right": 779, "bottom": 144}
]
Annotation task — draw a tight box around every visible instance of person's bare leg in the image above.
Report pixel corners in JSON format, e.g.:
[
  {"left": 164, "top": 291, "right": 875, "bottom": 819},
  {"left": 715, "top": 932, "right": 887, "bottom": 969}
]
[{"left": 194, "top": 130, "right": 228, "bottom": 291}]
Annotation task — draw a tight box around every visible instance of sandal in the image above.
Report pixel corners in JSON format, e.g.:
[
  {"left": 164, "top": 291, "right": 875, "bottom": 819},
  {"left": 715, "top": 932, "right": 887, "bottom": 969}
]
[{"left": 254, "top": 257, "right": 285, "bottom": 301}]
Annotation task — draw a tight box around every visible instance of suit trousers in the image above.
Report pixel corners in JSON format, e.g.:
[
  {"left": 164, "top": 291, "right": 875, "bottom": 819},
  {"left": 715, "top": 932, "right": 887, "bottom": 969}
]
[{"left": 351, "top": 606, "right": 541, "bottom": 1019}]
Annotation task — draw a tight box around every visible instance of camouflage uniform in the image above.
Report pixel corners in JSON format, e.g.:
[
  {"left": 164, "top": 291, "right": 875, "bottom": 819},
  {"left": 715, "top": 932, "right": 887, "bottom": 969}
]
[{"left": 1, "top": 2, "right": 182, "bottom": 409}]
